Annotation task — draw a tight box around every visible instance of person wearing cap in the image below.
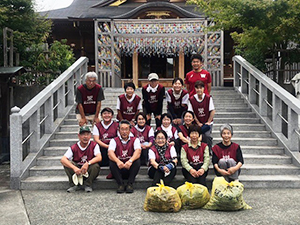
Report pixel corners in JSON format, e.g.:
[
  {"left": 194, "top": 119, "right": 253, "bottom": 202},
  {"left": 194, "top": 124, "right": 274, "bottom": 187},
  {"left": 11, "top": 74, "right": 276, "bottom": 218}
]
[
  {"left": 93, "top": 107, "right": 118, "bottom": 168},
  {"left": 117, "top": 82, "right": 142, "bottom": 126},
  {"left": 188, "top": 80, "right": 215, "bottom": 152},
  {"left": 76, "top": 72, "right": 105, "bottom": 126},
  {"left": 61, "top": 126, "right": 102, "bottom": 192},
  {"left": 165, "top": 78, "right": 189, "bottom": 125},
  {"left": 185, "top": 54, "right": 212, "bottom": 98},
  {"left": 142, "top": 73, "right": 165, "bottom": 128},
  {"left": 212, "top": 124, "right": 244, "bottom": 182},
  {"left": 181, "top": 124, "right": 210, "bottom": 186},
  {"left": 108, "top": 120, "right": 141, "bottom": 193}
]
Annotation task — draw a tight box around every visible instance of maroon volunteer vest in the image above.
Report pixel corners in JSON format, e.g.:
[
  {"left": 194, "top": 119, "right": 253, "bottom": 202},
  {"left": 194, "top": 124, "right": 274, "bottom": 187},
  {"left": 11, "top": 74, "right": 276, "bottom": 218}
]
[
  {"left": 212, "top": 142, "right": 239, "bottom": 162},
  {"left": 179, "top": 125, "right": 189, "bottom": 138},
  {"left": 142, "top": 84, "right": 164, "bottom": 110},
  {"left": 77, "top": 84, "right": 102, "bottom": 114},
  {"left": 117, "top": 94, "right": 141, "bottom": 121},
  {"left": 95, "top": 121, "right": 118, "bottom": 145},
  {"left": 183, "top": 142, "right": 207, "bottom": 166},
  {"left": 150, "top": 145, "right": 172, "bottom": 163},
  {"left": 190, "top": 94, "right": 211, "bottom": 124},
  {"left": 114, "top": 136, "right": 136, "bottom": 163},
  {"left": 131, "top": 125, "right": 152, "bottom": 144},
  {"left": 71, "top": 141, "right": 97, "bottom": 165},
  {"left": 167, "top": 89, "right": 188, "bottom": 116}
]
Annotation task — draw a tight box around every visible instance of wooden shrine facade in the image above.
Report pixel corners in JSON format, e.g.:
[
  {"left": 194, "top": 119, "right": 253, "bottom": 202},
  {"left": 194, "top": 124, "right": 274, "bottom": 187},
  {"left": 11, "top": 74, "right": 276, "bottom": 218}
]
[{"left": 95, "top": 19, "right": 223, "bottom": 88}]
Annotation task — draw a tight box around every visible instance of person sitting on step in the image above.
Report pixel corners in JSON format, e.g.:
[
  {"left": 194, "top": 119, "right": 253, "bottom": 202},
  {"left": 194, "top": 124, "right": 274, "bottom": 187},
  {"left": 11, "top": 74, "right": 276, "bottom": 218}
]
[
  {"left": 116, "top": 82, "right": 142, "bottom": 126},
  {"left": 212, "top": 124, "right": 244, "bottom": 182},
  {"left": 108, "top": 120, "right": 141, "bottom": 194},
  {"left": 181, "top": 124, "right": 209, "bottom": 187},
  {"left": 61, "top": 126, "right": 102, "bottom": 193},
  {"left": 130, "top": 112, "right": 154, "bottom": 166},
  {"left": 148, "top": 130, "right": 178, "bottom": 186}
]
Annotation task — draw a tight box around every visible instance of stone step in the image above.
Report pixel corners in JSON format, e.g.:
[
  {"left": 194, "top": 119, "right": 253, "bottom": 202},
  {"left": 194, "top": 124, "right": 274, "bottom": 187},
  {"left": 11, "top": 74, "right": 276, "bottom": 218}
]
[
  {"left": 211, "top": 130, "right": 271, "bottom": 138},
  {"left": 20, "top": 174, "right": 300, "bottom": 190},
  {"left": 213, "top": 137, "right": 277, "bottom": 146},
  {"left": 214, "top": 112, "right": 257, "bottom": 118},
  {"left": 29, "top": 163, "right": 300, "bottom": 177},
  {"left": 36, "top": 154, "right": 290, "bottom": 166},
  {"left": 213, "top": 118, "right": 261, "bottom": 124},
  {"left": 213, "top": 123, "right": 266, "bottom": 131}
]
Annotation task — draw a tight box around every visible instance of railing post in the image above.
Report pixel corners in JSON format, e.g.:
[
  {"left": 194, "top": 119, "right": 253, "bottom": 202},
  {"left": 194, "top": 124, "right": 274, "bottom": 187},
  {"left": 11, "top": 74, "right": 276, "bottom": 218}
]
[
  {"left": 259, "top": 83, "right": 268, "bottom": 117},
  {"left": 249, "top": 73, "right": 256, "bottom": 104},
  {"left": 272, "top": 94, "right": 282, "bottom": 133},
  {"left": 10, "top": 106, "right": 22, "bottom": 189},
  {"left": 57, "top": 85, "right": 66, "bottom": 117},
  {"left": 288, "top": 108, "right": 299, "bottom": 151},
  {"left": 45, "top": 96, "right": 54, "bottom": 134},
  {"left": 67, "top": 75, "right": 75, "bottom": 106},
  {"left": 29, "top": 111, "right": 40, "bottom": 152},
  {"left": 241, "top": 67, "right": 248, "bottom": 94},
  {"left": 233, "top": 60, "right": 240, "bottom": 88}
]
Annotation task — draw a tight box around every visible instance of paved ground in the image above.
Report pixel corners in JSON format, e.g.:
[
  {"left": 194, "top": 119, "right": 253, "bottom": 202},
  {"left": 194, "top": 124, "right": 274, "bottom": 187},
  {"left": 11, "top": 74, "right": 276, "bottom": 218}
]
[{"left": 1, "top": 164, "right": 300, "bottom": 225}]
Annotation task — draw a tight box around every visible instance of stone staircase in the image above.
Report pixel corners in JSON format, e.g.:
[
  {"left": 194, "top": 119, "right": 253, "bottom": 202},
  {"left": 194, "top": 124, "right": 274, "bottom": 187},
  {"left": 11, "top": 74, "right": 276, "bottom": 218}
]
[{"left": 21, "top": 87, "right": 300, "bottom": 190}]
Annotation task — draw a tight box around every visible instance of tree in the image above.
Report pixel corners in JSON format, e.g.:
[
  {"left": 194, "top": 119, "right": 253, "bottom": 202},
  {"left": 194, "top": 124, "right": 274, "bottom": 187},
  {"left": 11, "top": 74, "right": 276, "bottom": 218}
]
[
  {"left": 189, "top": 0, "right": 300, "bottom": 85},
  {"left": 0, "top": 0, "right": 51, "bottom": 66}
]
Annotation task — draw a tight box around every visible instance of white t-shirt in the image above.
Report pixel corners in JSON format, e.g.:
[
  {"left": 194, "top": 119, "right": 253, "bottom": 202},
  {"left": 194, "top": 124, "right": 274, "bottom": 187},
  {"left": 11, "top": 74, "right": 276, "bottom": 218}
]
[
  {"left": 148, "top": 146, "right": 177, "bottom": 160},
  {"left": 64, "top": 141, "right": 100, "bottom": 160},
  {"left": 116, "top": 94, "right": 142, "bottom": 110},
  {"left": 160, "top": 125, "right": 179, "bottom": 139},
  {"left": 134, "top": 125, "right": 155, "bottom": 138},
  {"left": 188, "top": 93, "right": 215, "bottom": 112},
  {"left": 165, "top": 89, "right": 189, "bottom": 105},
  {"left": 92, "top": 121, "right": 113, "bottom": 136}
]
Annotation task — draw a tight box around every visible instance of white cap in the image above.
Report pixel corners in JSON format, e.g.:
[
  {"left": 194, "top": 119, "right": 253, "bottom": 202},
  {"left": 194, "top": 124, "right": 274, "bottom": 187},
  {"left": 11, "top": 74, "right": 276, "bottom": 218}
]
[{"left": 148, "top": 73, "right": 159, "bottom": 81}]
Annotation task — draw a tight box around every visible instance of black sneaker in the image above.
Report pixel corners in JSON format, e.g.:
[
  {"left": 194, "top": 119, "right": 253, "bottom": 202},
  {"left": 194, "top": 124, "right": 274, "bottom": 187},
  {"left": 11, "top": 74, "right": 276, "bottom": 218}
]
[
  {"left": 117, "top": 184, "right": 125, "bottom": 194},
  {"left": 126, "top": 183, "right": 134, "bottom": 194}
]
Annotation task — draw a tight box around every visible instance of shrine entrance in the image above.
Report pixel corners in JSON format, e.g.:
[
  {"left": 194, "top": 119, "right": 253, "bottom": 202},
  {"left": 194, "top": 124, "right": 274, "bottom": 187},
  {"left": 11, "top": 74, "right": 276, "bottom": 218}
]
[{"left": 95, "top": 19, "right": 223, "bottom": 87}]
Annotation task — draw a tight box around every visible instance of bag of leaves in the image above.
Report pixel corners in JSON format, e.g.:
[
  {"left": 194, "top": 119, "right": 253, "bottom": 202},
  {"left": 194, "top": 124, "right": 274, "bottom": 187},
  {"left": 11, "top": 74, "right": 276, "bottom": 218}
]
[
  {"left": 177, "top": 182, "right": 210, "bottom": 209},
  {"left": 203, "top": 176, "right": 252, "bottom": 211},
  {"left": 144, "top": 180, "right": 181, "bottom": 212}
]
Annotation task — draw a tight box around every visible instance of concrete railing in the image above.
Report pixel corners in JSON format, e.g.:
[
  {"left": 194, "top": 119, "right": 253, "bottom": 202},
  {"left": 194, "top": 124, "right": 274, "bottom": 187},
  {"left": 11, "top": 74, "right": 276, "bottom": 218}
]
[
  {"left": 10, "top": 57, "right": 88, "bottom": 189},
  {"left": 233, "top": 55, "right": 300, "bottom": 165}
]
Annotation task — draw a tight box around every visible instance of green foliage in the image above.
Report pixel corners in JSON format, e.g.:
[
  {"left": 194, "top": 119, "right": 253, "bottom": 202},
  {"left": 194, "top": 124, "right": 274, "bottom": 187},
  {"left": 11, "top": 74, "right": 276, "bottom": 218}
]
[
  {"left": 19, "top": 39, "right": 75, "bottom": 85},
  {"left": 189, "top": 0, "right": 300, "bottom": 71},
  {"left": 0, "top": 0, "right": 52, "bottom": 65}
]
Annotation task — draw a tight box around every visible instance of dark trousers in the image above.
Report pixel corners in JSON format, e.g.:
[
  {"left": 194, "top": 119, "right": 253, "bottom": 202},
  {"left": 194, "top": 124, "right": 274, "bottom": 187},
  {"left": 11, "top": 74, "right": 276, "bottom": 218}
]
[
  {"left": 109, "top": 159, "right": 141, "bottom": 185},
  {"left": 99, "top": 147, "right": 109, "bottom": 167},
  {"left": 64, "top": 162, "right": 100, "bottom": 187},
  {"left": 148, "top": 166, "right": 176, "bottom": 186},
  {"left": 140, "top": 148, "right": 149, "bottom": 166},
  {"left": 182, "top": 164, "right": 208, "bottom": 187}
]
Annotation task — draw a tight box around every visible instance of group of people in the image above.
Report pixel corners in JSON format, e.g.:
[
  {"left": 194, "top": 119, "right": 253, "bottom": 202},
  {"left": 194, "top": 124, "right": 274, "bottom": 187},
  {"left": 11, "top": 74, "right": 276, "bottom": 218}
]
[{"left": 61, "top": 54, "right": 244, "bottom": 193}]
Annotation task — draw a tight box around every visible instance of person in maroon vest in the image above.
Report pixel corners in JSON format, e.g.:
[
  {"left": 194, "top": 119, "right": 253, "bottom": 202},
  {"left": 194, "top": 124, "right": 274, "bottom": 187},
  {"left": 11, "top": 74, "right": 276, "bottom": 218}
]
[
  {"left": 93, "top": 107, "right": 118, "bottom": 168},
  {"left": 117, "top": 82, "right": 142, "bottom": 126},
  {"left": 108, "top": 120, "right": 141, "bottom": 193},
  {"left": 148, "top": 130, "right": 178, "bottom": 186},
  {"left": 178, "top": 111, "right": 195, "bottom": 145},
  {"left": 166, "top": 78, "right": 189, "bottom": 125},
  {"left": 181, "top": 125, "right": 210, "bottom": 186},
  {"left": 142, "top": 73, "right": 165, "bottom": 128},
  {"left": 61, "top": 126, "right": 102, "bottom": 193},
  {"left": 185, "top": 54, "right": 212, "bottom": 97},
  {"left": 76, "top": 72, "right": 105, "bottom": 126},
  {"left": 188, "top": 80, "right": 215, "bottom": 152},
  {"left": 131, "top": 112, "right": 154, "bottom": 165},
  {"left": 212, "top": 124, "right": 244, "bottom": 182}
]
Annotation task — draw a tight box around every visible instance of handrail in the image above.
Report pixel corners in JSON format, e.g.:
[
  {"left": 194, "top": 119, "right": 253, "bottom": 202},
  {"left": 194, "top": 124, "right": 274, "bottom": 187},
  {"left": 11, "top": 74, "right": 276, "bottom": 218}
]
[
  {"left": 10, "top": 57, "right": 88, "bottom": 189},
  {"left": 233, "top": 55, "right": 300, "bottom": 165}
]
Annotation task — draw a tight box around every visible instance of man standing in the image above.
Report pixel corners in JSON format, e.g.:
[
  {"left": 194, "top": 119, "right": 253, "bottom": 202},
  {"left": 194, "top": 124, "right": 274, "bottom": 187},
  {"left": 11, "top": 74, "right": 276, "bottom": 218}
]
[
  {"left": 108, "top": 120, "right": 141, "bottom": 194},
  {"left": 76, "top": 72, "right": 105, "bottom": 126},
  {"left": 61, "top": 126, "right": 102, "bottom": 192},
  {"left": 185, "top": 54, "right": 212, "bottom": 97}
]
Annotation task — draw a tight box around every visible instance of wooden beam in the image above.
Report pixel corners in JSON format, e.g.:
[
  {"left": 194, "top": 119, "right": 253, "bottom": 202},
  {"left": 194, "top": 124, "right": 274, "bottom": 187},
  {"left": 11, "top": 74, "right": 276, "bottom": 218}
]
[
  {"left": 132, "top": 51, "right": 139, "bottom": 87},
  {"left": 179, "top": 51, "right": 184, "bottom": 80}
]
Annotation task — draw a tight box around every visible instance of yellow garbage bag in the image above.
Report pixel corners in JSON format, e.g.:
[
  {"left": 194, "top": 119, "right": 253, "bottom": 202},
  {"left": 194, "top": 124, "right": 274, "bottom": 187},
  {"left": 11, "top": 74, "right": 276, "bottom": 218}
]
[
  {"left": 144, "top": 180, "right": 182, "bottom": 212},
  {"left": 203, "top": 177, "right": 252, "bottom": 211},
  {"left": 177, "top": 182, "right": 210, "bottom": 209}
]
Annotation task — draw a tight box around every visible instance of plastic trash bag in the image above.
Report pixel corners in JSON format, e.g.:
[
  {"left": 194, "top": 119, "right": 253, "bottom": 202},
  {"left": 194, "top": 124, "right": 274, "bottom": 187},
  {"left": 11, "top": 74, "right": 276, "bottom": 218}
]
[
  {"left": 203, "top": 177, "right": 252, "bottom": 211},
  {"left": 144, "top": 180, "right": 182, "bottom": 212},
  {"left": 177, "top": 182, "right": 210, "bottom": 209}
]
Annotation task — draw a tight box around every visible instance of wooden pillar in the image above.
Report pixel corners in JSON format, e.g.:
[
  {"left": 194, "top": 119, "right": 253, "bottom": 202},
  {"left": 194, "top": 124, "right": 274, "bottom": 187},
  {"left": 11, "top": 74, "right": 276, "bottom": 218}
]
[
  {"left": 132, "top": 51, "right": 139, "bottom": 87},
  {"left": 179, "top": 51, "right": 185, "bottom": 80}
]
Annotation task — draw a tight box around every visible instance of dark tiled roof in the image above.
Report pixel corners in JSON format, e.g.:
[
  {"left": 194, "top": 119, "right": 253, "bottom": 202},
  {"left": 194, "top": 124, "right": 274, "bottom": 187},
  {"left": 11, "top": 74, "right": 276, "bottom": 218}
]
[{"left": 40, "top": 0, "right": 204, "bottom": 20}]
